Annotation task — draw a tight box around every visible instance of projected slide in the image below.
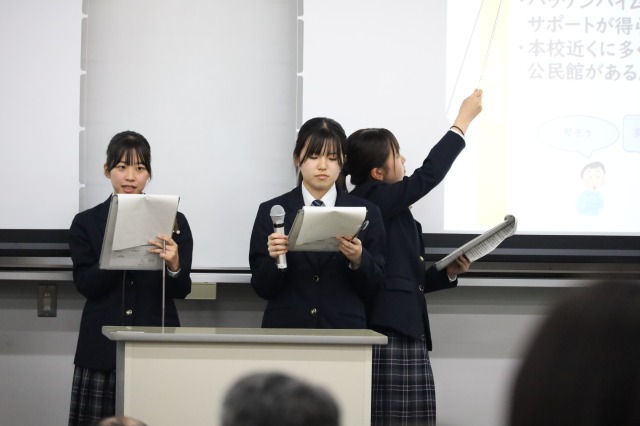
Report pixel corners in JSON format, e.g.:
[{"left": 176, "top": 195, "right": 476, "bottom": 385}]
[
  {"left": 303, "top": 0, "right": 640, "bottom": 236},
  {"left": 445, "top": 0, "right": 640, "bottom": 235}
]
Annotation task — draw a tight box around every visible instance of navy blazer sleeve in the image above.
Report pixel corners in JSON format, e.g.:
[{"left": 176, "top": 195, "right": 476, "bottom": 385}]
[
  {"left": 342, "top": 200, "right": 386, "bottom": 300},
  {"left": 424, "top": 265, "right": 456, "bottom": 293},
  {"left": 371, "top": 131, "right": 465, "bottom": 219},
  {"left": 69, "top": 209, "right": 123, "bottom": 300}
]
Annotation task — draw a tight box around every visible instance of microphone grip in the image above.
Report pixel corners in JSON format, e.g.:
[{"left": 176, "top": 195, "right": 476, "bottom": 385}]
[{"left": 273, "top": 222, "right": 287, "bottom": 270}]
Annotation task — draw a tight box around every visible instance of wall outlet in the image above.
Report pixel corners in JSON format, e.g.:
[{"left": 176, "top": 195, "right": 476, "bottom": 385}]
[{"left": 37, "top": 284, "right": 57, "bottom": 317}]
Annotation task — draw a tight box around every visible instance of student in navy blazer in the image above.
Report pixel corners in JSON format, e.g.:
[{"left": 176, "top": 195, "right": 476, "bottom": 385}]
[
  {"left": 68, "top": 131, "right": 193, "bottom": 425},
  {"left": 249, "top": 117, "right": 386, "bottom": 330},
  {"left": 345, "top": 89, "right": 483, "bottom": 425}
]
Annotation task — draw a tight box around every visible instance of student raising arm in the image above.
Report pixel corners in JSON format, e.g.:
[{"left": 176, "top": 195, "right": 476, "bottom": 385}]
[{"left": 344, "top": 89, "right": 483, "bottom": 425}]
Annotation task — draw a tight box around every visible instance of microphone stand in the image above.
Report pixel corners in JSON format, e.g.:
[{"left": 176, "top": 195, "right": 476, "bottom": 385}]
[{"left": 162, "top": 241, "right": 166, "bottom": 330}]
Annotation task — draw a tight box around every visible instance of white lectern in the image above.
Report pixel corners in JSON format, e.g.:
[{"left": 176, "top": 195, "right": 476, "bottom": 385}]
[{"left": 103, "top": 326, "right": 387, "bottom": 426}]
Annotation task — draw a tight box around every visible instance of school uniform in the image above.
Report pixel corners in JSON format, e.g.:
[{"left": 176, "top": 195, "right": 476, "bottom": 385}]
[
  {"left": 68, "top": 196, "right": 193, "bottom": 425},
  {"left": 349, "top": 130, "right": 465, "bottom": 425},
  {"left": 249, "top": 185, "right": 386, "bottom": 329}
]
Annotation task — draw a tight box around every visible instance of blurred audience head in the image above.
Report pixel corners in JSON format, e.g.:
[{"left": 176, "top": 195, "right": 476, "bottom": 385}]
[
  {"left": 92, "top": 416, "right": 148, "bottom": 426},
  {"left": 509, "top": 280, "right": 640, "bottom": 426},
  {"left": 221, "top": 371, "right": 340, "bottom": 426}
]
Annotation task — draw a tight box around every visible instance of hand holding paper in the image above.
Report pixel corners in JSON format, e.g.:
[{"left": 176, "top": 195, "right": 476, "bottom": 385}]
[
  {"left": 147, "top": 233, "right": 180, "bottom": 272},
  {"left": 336, "top": 234, "right": 363, "bottom": 268},
  {"left": 99, "top": 194, "right": 180, "bottom": 270},
  {"left": 446, "top": 254, "right": 471, "bottom": 276}
]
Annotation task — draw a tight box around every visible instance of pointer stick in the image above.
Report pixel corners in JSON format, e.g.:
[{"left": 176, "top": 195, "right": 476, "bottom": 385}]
[
  {"left": 446, "top": 0, "right": 504, "bottom": 116},
  {"left": 478, "top": 0, "right": 504, "bottom": 88}
]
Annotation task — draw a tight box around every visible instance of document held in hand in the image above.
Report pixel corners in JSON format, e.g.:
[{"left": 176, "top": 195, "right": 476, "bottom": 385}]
[
  {"left": 288, "top": 206, "right": 367, "bottom": 252},
  {"left": 435, "top": 214, "right": 518, "bottom": 271},
  {"left": 99, "top": 194, "right": 180, "bottom": 270}
]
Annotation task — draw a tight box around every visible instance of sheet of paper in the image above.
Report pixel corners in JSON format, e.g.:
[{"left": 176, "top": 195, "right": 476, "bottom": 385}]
[
  {"left": 103, "top": 245, "right": 164, "bottom": 269},
  {"left": 112, "top": 194, "right": 179, "bottom": 250},
  {"left": 435, "top": 214, "right": 518, "bottom": 271},
  {"left": 100, "top": 194, "right": 180, "bottom": 270},
  {"left": 463, "top": 224, "right": 516, "bottom": 262},
  {"left": 288, "top": 206, "right": 367, "bottom": 252}
]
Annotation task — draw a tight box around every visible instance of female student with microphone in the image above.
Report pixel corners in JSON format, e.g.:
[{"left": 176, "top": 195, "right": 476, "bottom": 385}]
[
  {"left": 67, "top": 130, "right": 193, "bottom": 425},
  {"left": 344, "top": 89, "right": 483, "bottom": 425},
  {"left": 248, "top": 117, "right": 386, "bottom": 330}
]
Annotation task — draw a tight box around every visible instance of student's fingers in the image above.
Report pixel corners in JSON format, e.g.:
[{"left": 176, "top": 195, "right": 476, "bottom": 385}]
[
  {"left": 464, "top": 92, "right": 482, "bottom": 114},
  {"left": 337, "top": 236, "right": 356, "bottom": 249},
  {"left": 160, "top": 248, "right": 179, "bottom": 265},
  {"left": 337, "top": 236, "right": 362, "bottom": 260},
  {"left": 453, "top": 256, "right": 471, "bottom": 274},
  {"left": 268, "top": 233, "right": 288, "bottom": 259},
  {"left": 147, "top": 235, "right": 180, "bottom": 270},
  {"left": 148, "top": 238, "right": 172, "bottom": 253},
  {"left": 267, "top": 234, "right": 288, "bottom": 246},
  {"left": 147, "top": 235, "right": 179, "bottom": 261},
  {"left": 156, "top": 233, "right": 176, "bottom": 246},
  {"left": 268, "top": 244, "right": 285, "bottom": 259}
]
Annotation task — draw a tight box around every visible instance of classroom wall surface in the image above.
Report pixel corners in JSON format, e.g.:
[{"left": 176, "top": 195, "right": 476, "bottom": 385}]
[{"left": 0, "top": 278, "right": 577, "bottom": 426}]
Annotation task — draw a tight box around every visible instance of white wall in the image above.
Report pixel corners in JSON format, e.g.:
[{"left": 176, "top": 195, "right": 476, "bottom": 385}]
[
  {"left": 0, "top": 280, "right": 576, "bottom": 426},
  {"left": 0, "top": 0, "right": 82, "bottom": 229}
]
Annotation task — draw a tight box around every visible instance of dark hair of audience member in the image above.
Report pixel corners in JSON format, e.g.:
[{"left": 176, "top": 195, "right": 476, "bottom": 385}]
[
  {"left": 221, "top": 371, "right": 340, "bottom": 426},
  {"left": 509, "top": 280, "right": 640, "bottom": 426},
  {"left": 91, "top": 415, "right": 148, "bottom": 426}
]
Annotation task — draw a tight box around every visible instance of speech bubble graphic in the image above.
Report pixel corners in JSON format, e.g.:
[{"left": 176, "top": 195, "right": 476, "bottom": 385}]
[{"left": 538, "top": 115, "right": 619, "bottom": 157}]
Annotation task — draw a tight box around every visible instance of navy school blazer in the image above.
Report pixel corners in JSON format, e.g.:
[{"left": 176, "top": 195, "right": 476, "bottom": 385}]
[
  {"left": 249, "top": 186, "right": 386, "bottom": 329},
  {"left": 350, "top": 131, "right": 465, "bottom": 348},
  {"left": 69, "top": 197, "right": 193, "bottom": 370}
]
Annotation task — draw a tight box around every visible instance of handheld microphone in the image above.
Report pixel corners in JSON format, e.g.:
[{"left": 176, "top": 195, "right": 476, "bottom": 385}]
[{"left": 269, "top": 205, "right": 287, "bottom": 271}]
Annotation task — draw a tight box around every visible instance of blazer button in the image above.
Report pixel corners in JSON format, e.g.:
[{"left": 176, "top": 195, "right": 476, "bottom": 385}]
[
  {"left": 419, "top": 256, "right": 424, "bottom": 262},
  {"left": 310, "top": 308, "right": 318, "bottom": 315},
  {"left": 312, "top": 275, "right": 320, "bottom": 283},
  {"left": 125, "top": 309, "right": 133, "bottom": 316},
  {"left": 129, "top": 280, "right": 134, "bottom": 286},
  {"left": 418, "top": 285, "right": 424, "bottom": 292}
]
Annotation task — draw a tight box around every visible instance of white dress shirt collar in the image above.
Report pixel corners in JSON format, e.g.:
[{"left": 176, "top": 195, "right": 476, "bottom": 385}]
[{"left": 301, "top": 184, "right": 337, "bottom": 207}]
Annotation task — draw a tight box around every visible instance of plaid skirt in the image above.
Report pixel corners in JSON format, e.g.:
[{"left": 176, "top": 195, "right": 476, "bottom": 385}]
[
  {"left": 68, "top": 365, "right": 116, "bottom": 426},
  {"left": 371, "top": 331, "right": 436, "bottom": 426}
]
